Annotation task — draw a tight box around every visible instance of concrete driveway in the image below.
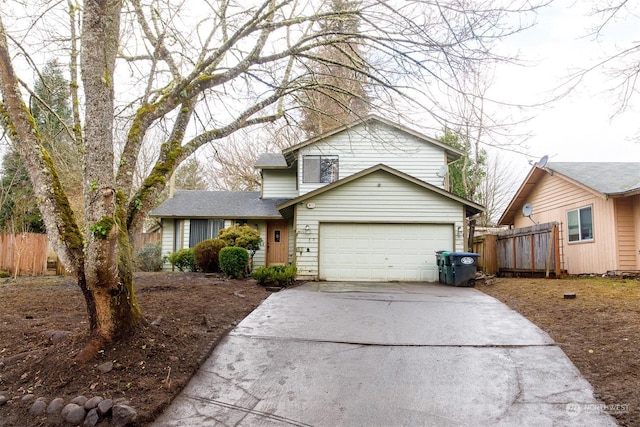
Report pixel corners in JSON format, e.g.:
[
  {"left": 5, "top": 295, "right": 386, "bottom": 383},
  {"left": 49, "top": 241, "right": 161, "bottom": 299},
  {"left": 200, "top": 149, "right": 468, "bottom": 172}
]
[{"left": 153, "top": 282, "right": 617, "bottom": 426}]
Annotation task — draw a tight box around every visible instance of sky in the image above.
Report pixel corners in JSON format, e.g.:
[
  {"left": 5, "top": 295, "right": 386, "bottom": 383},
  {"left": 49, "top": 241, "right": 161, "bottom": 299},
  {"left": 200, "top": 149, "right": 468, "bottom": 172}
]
[{"left": 488, "top": 0, "right": 640, "bottom": 179}]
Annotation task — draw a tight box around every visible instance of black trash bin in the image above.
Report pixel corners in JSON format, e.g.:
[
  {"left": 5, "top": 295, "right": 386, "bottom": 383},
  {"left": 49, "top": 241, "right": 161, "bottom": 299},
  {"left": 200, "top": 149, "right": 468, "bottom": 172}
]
[{"left": 447, "top": 252, "right": 479, "bottom": 287}]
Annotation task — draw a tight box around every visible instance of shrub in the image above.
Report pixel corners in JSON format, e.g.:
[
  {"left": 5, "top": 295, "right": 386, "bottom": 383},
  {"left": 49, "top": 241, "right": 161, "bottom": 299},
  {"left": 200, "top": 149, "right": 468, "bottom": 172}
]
[
  {"left": 218, "top": 224, "right": 261, "bottom": 254},
  {"left": 194, "top": 238, "right": 227, "bottom": 273},
  {"left": 219, "top": 246, "right": 249, "bottom": 278},
  {"left": 166, "top": 248, "right": 197, "bottom": 272},
  {"left": 135, "top": 243, "right": 163, "bottom": 272},
  {"left": 252, "top": 265, "right": 297, "bottom": 287},
  {"left": 0, "top": 270, "right": 10, "bottom": 278}
]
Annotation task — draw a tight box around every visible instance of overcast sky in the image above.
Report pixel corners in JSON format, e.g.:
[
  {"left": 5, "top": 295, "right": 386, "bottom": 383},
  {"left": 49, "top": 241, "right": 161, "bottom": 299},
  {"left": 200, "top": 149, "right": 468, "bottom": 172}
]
[{"left": 489, "top": 0, "right": 640, "bottom": 178}]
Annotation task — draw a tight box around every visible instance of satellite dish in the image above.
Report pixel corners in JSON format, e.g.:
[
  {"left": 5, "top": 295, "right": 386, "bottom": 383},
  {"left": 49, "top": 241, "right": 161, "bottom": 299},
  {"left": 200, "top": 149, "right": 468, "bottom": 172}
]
[
  {"left": 436, "top": 165, "right": 448, "bottom": 177},
  {"left": 522, "top": 203, "right": 533, "bottom": 217},
  {"left": 537, "top": 155, "right": 548, "bottom": 169}
]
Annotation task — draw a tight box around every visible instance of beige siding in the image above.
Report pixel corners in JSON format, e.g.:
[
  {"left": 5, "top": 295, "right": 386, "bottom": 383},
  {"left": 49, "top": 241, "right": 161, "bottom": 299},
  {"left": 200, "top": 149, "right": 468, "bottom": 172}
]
[
  {"left": 262, "top": 169, "right": 297, "bottom": 198},
  {"left": 160, "top": 219, "right": 189, "bottom": 270},
  {"left": 293, "top": 170, "right": 464, "bottom": 279},
  {"left": 615, "top": 198, "right": 638, "bottom": 270},
  {"left": 297, "top": 122, "right": 448, "bottom": 196},
  {"left": 634, "top": 195, "right": 640, "bottom": 269},
  {"left": 513, "top": 173, "right": 616, "bottom": 274},
  {"left": 160, "top": 219, "right": 175, "bottom": 270},
  {"left": 238, "top": 220, "right": 266, "bottom": 268}
]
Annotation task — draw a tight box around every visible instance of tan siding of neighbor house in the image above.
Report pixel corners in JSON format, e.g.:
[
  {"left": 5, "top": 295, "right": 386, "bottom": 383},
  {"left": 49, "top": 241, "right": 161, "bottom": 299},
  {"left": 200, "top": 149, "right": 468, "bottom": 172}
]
[
  {"left": 297, "top": 122, "right": 448, "bottom": 196},
  {"left": 634, "top": 195, "right": 640, "bottom": 269},
  {"left": 512, "top": 173, "right": 617, "bottom": 274},
  {"left": 293, "top": 170, "right": 465, "bottom": 279},
  {"left": 615, "top": 197, "right": 638, "bottom": 270},
  {"left": 262, "top": 169, "right": 297, "bottom": 198}
]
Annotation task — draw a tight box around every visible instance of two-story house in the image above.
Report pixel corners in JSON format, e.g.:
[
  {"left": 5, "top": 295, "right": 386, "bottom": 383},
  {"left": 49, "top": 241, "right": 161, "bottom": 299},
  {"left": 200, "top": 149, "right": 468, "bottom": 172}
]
[{"left": 150, "top": 115, "right": 483, "bottom": 282}]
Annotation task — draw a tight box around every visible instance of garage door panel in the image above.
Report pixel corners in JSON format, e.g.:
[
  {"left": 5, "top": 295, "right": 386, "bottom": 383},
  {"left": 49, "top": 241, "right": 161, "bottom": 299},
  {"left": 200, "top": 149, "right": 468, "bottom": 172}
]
[{"left": 319, "top": 223, "right": 453, "bottom": 282}]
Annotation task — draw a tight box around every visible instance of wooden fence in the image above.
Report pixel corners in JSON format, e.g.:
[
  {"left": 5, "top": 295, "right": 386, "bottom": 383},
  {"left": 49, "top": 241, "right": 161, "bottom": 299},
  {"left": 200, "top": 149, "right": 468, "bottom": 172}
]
[
  {"left": 130, "top": 232, "right": 161, "bottom": 250},
  {"left": 0, "top": 233, "right": 50, "bottom": 276},
  {"left": 473, "top": 222, "right": 561, "bottom": 277},
  {"left": 473, "top": 234, "right": 498, "bottom": 275},
  {"left": 0, "top": 232, "right": 160, "bottom": 276}
]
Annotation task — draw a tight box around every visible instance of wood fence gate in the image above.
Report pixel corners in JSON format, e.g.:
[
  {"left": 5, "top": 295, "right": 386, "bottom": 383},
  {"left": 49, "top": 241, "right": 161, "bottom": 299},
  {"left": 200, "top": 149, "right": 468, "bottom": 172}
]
[{"left": 474, "top": 222, "right": 561, "bottom": 277}]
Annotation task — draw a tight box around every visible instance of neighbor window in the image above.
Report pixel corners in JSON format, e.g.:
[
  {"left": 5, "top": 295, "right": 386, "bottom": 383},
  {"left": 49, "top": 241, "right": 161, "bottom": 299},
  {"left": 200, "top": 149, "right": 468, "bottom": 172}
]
[
  {"left": 189, "top": 219, "right": 224, "bottom": 247},
  {"left": 303, "top": 155, "right": 339, "bottom": 183},
  {"left": 567, "top": 206, "right": 593, "bottom": 242}
]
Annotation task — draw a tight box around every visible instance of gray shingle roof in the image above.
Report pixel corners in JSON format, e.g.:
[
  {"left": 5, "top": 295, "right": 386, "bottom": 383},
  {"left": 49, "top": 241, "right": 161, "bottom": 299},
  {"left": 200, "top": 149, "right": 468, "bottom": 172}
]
[
  {"left": 548, "top": 162, "right": 640, "bottom": 194},
  {"left": 254, "top": 153, "right": 288, "bottom": 169},
  {"left": 150, "top": 191, "right": 289, "bottom": 218}
]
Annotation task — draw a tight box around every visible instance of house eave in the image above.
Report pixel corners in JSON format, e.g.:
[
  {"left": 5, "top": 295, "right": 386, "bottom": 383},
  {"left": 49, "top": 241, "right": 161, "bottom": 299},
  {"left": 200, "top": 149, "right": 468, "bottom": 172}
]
[
  {"left": 498, "top": 164, "right": 608, "bottom": 226},
  {"left": 606, "top": 188, "right": 640, "bottom": 198},
  {"left": 281, "top": 114, "right": 463, "bottom": 165},
  {"left": 150, "top": 214, "right": 285, "bottom": 220},
  {"left": 277, "top": 163, "right": 484, "bottom": 217}
]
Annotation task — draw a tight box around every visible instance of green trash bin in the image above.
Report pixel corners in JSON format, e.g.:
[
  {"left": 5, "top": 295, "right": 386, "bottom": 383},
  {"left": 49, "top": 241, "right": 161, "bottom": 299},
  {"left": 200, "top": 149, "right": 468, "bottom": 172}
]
[
  {"left": 448, "top": 252, "right": 479, "bottom": 287},
  {"left": 435, "top": 251, "right": 451, "bottom": 284}
]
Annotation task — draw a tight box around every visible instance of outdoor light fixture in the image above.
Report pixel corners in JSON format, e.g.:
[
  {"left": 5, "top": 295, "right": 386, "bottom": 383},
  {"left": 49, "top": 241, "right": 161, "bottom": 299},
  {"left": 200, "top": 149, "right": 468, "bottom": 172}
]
[
  {"left": 457, "top": 226, "right": 463, "bottom": 237},
  {"left": 305, "top": 225, "right": 310, "bottom": 233}
]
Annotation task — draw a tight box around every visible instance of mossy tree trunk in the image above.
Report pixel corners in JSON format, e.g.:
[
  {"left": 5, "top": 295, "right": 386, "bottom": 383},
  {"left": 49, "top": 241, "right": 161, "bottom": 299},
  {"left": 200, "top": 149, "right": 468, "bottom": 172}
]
[
  {"left": 0, "top": 4, "right": 140, "bottom": 361},
  {"left": 77, "top": 0, "right": 141, "bottom": 358}
]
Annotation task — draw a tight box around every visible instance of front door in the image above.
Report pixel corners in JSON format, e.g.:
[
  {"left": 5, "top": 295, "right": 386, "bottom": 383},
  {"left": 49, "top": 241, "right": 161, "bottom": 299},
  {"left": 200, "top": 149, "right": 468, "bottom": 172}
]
[{"left": 266, "top": 220, "right": 289, "bottom": 265}]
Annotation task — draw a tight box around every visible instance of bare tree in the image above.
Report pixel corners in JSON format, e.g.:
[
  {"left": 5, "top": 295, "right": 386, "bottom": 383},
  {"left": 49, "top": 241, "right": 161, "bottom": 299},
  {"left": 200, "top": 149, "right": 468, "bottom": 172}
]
[
  {"left": 476, "top": 150, "right": 519, "bottom": 227},
  {"left": 440, "top": 68, "right": 529, "bottom": 247},
  {"left": 206, "top": 124, "right": 301, "bottom": 191},
  {"left": 560, "top": 1, "right": 640, "bottom": 116},
  {"left": 0, "top": 0, "right": 545, "bottom": 358}
]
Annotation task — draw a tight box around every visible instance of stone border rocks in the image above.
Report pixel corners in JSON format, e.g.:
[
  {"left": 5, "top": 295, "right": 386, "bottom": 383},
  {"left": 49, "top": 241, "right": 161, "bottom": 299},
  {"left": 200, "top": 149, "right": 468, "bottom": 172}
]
[{"left": 3, "top": 392, "right": 138, "bottom": 426}]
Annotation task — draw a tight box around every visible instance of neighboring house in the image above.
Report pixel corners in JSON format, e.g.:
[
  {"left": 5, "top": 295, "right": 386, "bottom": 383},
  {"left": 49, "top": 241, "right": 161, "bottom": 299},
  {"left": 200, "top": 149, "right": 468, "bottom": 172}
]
[
  {"left": 498, "top": 162, "right": 640, "bottom": 275},
  {"left": 151, "top": 115, "right": 483, "bottom": 281}
]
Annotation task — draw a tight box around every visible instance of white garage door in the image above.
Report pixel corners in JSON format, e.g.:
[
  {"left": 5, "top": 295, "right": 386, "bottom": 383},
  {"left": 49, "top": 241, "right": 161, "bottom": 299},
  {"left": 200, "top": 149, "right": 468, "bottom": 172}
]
[{"left": 319, "top": 223, "right": 453, "bottom": 282}]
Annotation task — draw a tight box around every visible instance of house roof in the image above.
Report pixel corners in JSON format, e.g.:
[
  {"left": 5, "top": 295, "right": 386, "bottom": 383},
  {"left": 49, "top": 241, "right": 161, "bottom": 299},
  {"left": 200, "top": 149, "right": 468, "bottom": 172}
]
[
  {"left": 254, "top": 153, "right": 288, "bottom": 169},
  {"left": 498, "top": 162, "right": 640, "bottom": 225},
  {"left": 281, "top": 114, "right": 463, "bottom": 165},
  {"left": 277, "top": 163, "right": 484, "bottom": 217},
  {"left": 547, "top": 162, "right": 640, "bottom": 194},
  {"left": 150, "top": 191, "right": 288, "bottom": 219}
]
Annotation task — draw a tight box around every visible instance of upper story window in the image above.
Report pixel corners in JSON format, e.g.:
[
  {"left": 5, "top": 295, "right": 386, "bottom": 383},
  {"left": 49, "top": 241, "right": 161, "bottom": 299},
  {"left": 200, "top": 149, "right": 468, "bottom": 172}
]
[
  {"left": 567, "top": 206, "right": 593, "bottom": 243},
  {"left": 303, "top": 155, "right": 339, "bottom": 183}
]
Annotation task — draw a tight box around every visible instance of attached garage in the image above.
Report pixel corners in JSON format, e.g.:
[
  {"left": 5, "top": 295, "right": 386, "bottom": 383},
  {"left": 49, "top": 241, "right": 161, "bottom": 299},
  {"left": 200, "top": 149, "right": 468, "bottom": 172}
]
[
  {"left": 319, "top": 223, "right": 453, "bottom": 282},
  {"left": 278, "top": 165, "right": 483, "bottom": 281}
]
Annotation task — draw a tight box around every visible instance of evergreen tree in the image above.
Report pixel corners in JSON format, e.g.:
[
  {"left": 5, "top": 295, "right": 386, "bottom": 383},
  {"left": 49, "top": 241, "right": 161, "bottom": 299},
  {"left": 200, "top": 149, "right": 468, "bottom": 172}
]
[
  {"left": 0, "top": 149, "right": 45, "bottom": 232},
  {"left": 298, "top": 0, "right": 370, "bottom": 136},
  {"left": 0, "top": 59, "right": 77, "bottom": 232},
  {"left": 440, "top": 129, "right": 487, "bottom": 250},
  {"left": 440, "top": 129, "right": 486, "bottom": 202},
  {"left": 175, "top": 157, "right": 208, "bottom": 190}
]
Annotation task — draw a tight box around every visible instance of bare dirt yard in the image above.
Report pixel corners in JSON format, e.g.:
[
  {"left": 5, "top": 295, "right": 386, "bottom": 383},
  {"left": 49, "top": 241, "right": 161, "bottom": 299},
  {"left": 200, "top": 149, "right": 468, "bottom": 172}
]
[
  {"left": 1, "top": 273, "right": 638, "bottom": 426},
  {"left": 477, "top": 276, "right": 640, "bottom": 427},
  {"left": 0, "top": 272, "right": 270, "bottom": 426}
]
